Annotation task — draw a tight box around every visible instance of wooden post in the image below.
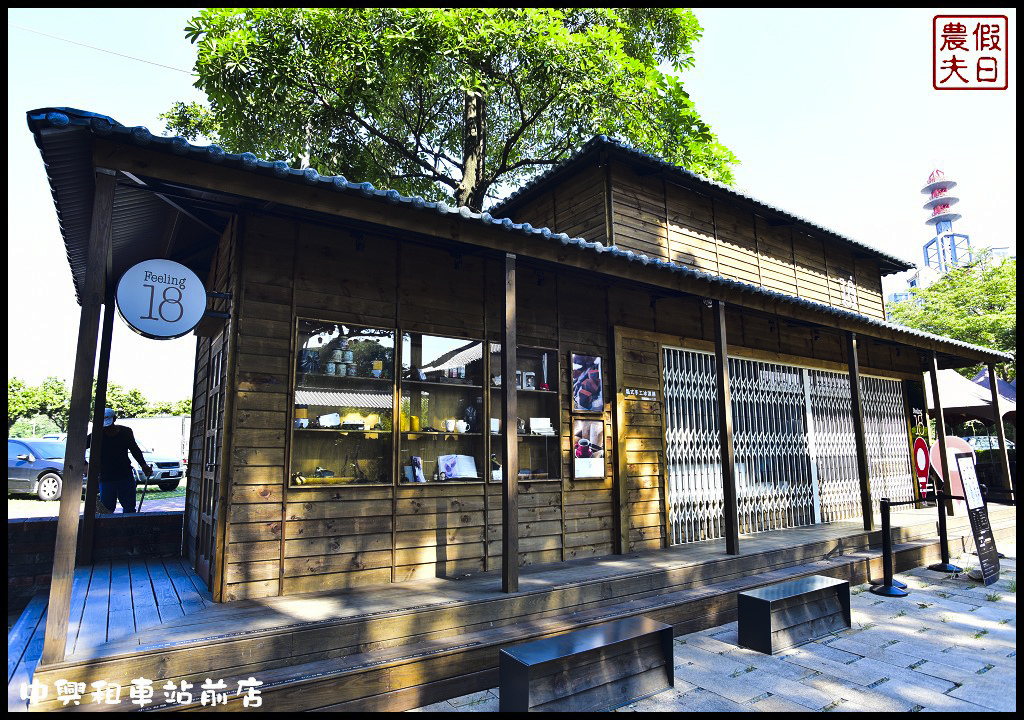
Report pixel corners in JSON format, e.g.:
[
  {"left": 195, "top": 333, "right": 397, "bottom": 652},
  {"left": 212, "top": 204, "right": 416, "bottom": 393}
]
[
  {"left": 41, "top": 168, "right": 116, "bottom": 665},
  {"left": 502, "top": 253, "right": 519, "bottom": 592},
  {"left": 929, "top": 352, "right": 953, "bottom": 516},
  {"left": 79, "top": 293, "right": 116, "bottom": 562},
  {"left": 713, "top": 300, "right": 739, "bottom": 555},
  {"left": 986, "top": 362, "right": 1014, "bottom": 504},
  {"left": 612, "top": 326, "right": 630, "bottom": 554},
  {"left": 846, "top": 332, "right": 874, "bottom": 531}
]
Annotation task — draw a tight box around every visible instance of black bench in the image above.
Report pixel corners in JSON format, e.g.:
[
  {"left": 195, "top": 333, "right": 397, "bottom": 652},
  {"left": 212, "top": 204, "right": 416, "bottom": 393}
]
[
  {"left": 737, "top": 575, "right": 851, "bottom": 655},
  {"left": 498, "top": 616, "right": 674, "bottom": 712}
]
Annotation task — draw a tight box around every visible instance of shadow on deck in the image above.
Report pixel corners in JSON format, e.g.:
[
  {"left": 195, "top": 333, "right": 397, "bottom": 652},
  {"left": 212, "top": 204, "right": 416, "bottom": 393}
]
[{"left": 9, "top": 503, "right": 1016, "bottom": 712}]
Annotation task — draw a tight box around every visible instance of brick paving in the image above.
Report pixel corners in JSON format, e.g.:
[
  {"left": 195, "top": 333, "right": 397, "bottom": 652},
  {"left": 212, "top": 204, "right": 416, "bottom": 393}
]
[{"left": 409, "top": 543, "right": 1016, "bottom": 713}]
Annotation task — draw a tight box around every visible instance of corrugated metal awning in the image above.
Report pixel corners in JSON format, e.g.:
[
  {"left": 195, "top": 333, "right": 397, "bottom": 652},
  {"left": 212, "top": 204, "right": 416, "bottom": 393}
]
[{"left": 295, "top": 389, "right": 392, "bottom": 409}]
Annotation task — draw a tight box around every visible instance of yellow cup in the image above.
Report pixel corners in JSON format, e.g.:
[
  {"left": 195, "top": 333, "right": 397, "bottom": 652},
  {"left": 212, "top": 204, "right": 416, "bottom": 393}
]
[{"left": 410, "top": 416, "right": 420, "bottom": 432}]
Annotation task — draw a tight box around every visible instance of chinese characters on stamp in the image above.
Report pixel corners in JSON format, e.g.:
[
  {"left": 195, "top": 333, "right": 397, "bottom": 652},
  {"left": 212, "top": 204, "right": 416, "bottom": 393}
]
[
  {"left": 934, "top": 15, "right": 1009, "bottom": 90},
  {"left": 23, "top": 677, "right": 265, "bottom": 709}
]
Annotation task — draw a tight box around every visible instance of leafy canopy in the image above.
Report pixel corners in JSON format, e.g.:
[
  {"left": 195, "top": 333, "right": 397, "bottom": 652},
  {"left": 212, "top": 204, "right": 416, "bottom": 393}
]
[
  {"left": 887, "top": 250, "right": 1016, "bottom": 381},
  {"left": 164, "top": 8, "right": 737, "bottom": 211},
  {"left": 7, "top": 376, "right": 193, "bottom": 435}
]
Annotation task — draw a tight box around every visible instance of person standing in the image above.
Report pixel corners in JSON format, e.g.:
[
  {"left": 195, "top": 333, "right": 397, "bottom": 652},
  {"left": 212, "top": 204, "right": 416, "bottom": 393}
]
[{"left": 87, "top": 408, "right": 152, "bottom": 513}]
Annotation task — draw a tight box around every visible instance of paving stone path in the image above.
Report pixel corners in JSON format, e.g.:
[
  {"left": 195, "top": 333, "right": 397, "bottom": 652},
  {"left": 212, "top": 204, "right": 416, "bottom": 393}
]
[{"left": 410, "top": 543, "right": 1016, "bottom": 713}]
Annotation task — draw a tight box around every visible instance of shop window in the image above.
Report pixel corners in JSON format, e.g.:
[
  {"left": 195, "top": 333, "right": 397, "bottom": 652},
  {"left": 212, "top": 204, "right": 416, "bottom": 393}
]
[{"left": 291, "top": 320, "right": 395, "bottom": 487}]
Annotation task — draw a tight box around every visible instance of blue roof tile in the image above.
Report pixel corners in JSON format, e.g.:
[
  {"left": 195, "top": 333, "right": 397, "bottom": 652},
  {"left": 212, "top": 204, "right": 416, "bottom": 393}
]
[{"left": 493, "top": 134, "right": 915, "bottom": 274}]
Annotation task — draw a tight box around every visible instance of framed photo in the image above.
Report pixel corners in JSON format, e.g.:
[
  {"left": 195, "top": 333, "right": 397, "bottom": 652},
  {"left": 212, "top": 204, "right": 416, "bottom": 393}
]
[
  {"left": 571, "top": 353, "right": 604, "bottom": 413},
  {"left": 572, "top": 418, "right": 606, "bottom": 479}
]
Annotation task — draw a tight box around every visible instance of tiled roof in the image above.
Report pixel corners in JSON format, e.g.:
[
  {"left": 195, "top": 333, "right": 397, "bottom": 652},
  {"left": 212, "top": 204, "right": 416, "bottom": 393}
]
[
  {"left": 25, "top": 108, "right": 1011, "bottom": 364},
  {"left": 492, "top": 134, "right": 916, "bottom": 274},
  {"left": 294, "top": 389, "right": 392, "bottom": 409}
]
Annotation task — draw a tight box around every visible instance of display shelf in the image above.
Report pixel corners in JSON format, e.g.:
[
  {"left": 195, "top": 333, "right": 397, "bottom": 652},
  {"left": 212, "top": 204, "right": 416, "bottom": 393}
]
[
  {"left": 402, "top": 431, "right": 483, "bottom": 438},
  {"left": 297, "top": 374, "right": 393, "bottom": 387},
  {"left": 295, "top": 428, "right": 388, "bottom": 435},
  {"left": 292, "top": 320, "right": 396, "bottom": 488},
  {"left": 485, "top": 345, "right": 561, "bottom": 483},
  {"left": 399, "top": 334, "right": 486, "bottom": 485},
  {"left": 403, "top": 379, "right": 483, "bottom": 390},
  {"left": 403, "top": 333, "right": 484, "bottom": 386}
]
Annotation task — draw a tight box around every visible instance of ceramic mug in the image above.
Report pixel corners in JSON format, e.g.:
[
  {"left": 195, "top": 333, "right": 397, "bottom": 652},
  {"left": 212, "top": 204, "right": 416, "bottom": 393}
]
[
  {"left": 445, "top": 419, "right": 456, "bottom": 432},
  {"left": 456, "top": 420, "right": 468, "bottom": 433}
]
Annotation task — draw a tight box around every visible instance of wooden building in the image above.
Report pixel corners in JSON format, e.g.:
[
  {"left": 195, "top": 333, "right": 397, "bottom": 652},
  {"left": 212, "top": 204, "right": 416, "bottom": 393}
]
[{"left": 22, "top": 108, "right": 1015, "bottom": 709}]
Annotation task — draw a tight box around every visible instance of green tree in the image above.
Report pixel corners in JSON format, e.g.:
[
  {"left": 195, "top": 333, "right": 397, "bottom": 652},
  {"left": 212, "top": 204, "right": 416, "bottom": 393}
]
[
  {"left": 8, "top": 377, "right": 39, "bottom": 431},
  {"left": 164, "top": 8, "right": 737, "bottom": 212},
  {"left": 9, "top": 414, "right": 60, "bottom": 439},
  {"left": 36, "top": 376, "right": 71, "bottom": 432},
  {"left": 105, "top": 383, "right": 150, "bottom": 419},
  {"left": 888, "top": 251, "right": 1016, "bottom": 381},
  {"left": 144, "top": 401, "right": 175, "bottom": 417},
  {"left": 8, "top": 376, "right": 194, "bottom": 433}
]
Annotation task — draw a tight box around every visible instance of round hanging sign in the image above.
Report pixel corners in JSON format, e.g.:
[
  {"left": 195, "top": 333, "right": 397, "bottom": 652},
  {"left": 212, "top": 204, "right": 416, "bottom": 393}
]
[{"left": 115, "top": 259, "right": 206, "bottom": 339}]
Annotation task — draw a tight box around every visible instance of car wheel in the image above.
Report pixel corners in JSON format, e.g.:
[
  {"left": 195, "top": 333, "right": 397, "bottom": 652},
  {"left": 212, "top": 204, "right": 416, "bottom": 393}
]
[
  {"left": 157, "top": 481, "right": 180, "bottom": 492},
  {"left": 37, "top": 472, "right": 63, "bottom": 501}
]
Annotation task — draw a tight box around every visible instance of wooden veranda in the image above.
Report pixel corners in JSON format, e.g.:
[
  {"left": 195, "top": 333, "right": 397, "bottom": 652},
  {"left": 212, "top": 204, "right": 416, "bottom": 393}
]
[{"left": 11, "top": 503, "right": 1016, "bottom": 712}]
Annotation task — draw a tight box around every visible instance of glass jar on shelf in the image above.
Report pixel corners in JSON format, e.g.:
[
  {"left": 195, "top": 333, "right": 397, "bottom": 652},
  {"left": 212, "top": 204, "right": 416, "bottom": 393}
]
[
  {"left": 291, "top": 320, "right": 395, "bottom": 487},
  {"left": 488, "top": 344, "right": 561, "bottom": 482}
]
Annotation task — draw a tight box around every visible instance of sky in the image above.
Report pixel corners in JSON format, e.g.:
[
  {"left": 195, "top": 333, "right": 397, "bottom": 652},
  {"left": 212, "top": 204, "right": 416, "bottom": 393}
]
[{"left": 7, "top": 8, "right": 1017, "bottom": 403}]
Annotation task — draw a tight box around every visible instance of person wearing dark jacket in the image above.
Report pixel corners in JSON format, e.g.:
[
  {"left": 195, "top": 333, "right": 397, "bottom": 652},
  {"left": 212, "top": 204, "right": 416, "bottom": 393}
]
[{"left": 87, "top": 408, "right": 152, "bottom": 513}]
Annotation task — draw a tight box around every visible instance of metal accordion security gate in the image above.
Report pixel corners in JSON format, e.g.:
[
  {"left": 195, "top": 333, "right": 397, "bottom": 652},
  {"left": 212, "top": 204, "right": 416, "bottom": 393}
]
[{"left": 663, "top": 347, "right": 913, "bottom": 545}]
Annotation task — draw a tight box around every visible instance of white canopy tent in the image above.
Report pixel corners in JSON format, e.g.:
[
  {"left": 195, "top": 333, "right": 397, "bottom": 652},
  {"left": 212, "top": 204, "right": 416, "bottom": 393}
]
[{"left": 926, "top": 368, "right": 1016, "bottom": 424}]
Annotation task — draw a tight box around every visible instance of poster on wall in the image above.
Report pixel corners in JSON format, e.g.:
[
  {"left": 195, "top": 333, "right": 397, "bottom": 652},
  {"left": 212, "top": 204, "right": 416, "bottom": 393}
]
[
  {"left": 571, "top": 353, "right": 603, "bottom": 413},
  {"left": 572, "top": 418, "right": 605, "bottom": 479}
]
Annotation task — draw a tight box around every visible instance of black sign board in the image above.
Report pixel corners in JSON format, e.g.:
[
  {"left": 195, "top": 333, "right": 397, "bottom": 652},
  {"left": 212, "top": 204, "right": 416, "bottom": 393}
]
[{"left": 955, "top": 452, "right": 1000, "bottom": 586}]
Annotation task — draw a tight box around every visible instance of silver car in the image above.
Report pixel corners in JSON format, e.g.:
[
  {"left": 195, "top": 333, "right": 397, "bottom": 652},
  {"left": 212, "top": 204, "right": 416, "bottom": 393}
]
[
  {"left": 134, "top": 445, "right": 184, "bottom": 491},
  {"left": 963, "top": 436, "right": 1016, "bottom": 452}
]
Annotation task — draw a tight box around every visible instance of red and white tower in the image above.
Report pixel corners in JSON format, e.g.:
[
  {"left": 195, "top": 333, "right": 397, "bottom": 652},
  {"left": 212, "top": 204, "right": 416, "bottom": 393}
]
[{"left": 921, "top": 169, "right": 971, "bottom": 272}]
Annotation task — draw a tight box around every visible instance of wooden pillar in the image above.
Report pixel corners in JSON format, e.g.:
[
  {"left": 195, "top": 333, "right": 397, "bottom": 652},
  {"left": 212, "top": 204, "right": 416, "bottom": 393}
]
[
  {"left": 79, "top": 293, "right": 116, "bottom": 562},
  {"left": 41, "top": 168, "right": 116, "bottom": 665},
  {"left": 713, "top": 300, "right": 739, "bottom": 555},
  {"left": 928, "top": 352, "right": 953, "bottom": 516},
  {"left": 501, "top": 253, "right": 519, "bottom": 592},
  {"left": 986, "top": 362, "right": 1014, "bottom": 504},
  {"left": 846, "top": 332, "right": 873, "bottom": 531}
]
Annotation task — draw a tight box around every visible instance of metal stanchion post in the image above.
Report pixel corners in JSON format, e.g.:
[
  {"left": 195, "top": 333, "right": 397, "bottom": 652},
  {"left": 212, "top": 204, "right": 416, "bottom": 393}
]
[
  {"left": 928, "top": 490, "right": 963, "bottom": 574},
  {"left": 870, "top": 499, "right": 909, "bottom": 597}
]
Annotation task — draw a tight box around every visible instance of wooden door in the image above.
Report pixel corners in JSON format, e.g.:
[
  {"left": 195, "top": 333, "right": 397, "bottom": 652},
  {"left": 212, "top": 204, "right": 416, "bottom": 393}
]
[{"left": 196, "top": 332, "right": 225, "bottom": 586}]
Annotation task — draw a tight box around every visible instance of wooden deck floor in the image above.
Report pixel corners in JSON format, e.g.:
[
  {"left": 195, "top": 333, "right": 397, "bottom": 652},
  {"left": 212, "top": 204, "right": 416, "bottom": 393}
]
[
  {"left": 47, "top": 506, "right": 994, "bottom": 655},
  {"left": 7, "top": 557, "right": 211, "bottom": 712},
  {"left": 9, "top": 503, "right": 1016, "bottom": 711}
]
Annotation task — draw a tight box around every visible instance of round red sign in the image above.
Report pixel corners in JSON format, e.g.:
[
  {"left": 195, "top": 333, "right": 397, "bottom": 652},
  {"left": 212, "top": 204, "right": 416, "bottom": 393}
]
[{"left": 913, "top": 437, "right": 930, "bottom": 495}]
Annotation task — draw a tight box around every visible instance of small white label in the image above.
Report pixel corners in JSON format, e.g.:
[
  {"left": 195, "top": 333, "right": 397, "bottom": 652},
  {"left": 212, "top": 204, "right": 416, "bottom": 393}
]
[{"left": 625, "top": 387, "right": 658, "bottom": 401}]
